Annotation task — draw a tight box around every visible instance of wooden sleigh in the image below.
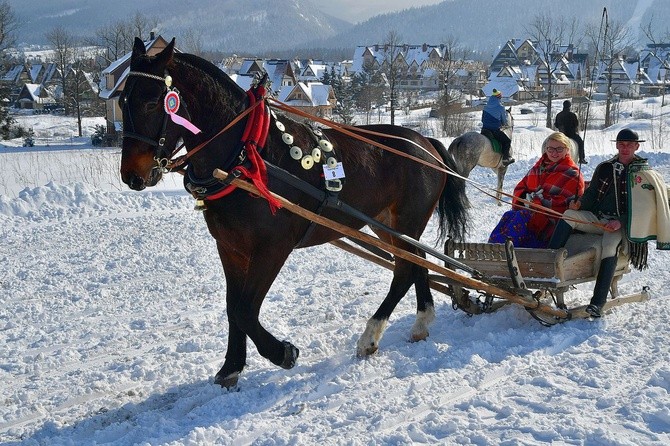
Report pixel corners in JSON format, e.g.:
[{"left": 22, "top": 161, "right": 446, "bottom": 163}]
[
  {"left": 213, "top": 168, "right": 650, "bottom": 326},
  {"left": 442, "top": 233, "right": 649, "bottom": 324}
]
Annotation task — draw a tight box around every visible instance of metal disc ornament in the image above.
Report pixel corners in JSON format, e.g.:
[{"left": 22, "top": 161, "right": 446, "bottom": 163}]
[
  {"left": 301, "top": 155, "right": 314, "bottom": 170},
  {"left": 290, "top": 146, "right": 303, "bottom": 160}
]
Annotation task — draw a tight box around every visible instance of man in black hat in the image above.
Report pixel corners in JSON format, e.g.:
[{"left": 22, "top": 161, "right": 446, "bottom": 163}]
[
  {"left": 547, "top": 128, "right": 667, "bottom": 318},
  {"left": 554, "top": 100, "right": 586, "bottom": 164}
]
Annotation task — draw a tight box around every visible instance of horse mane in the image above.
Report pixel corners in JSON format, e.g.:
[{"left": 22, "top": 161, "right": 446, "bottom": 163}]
[{"left": 174, "top": 52, "right": 245, "bottom": 96}]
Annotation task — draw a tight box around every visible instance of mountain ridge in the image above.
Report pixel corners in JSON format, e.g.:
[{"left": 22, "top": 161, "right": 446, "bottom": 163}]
[{"left": 5, "top": 0, "right": 669, "bottom": 56}]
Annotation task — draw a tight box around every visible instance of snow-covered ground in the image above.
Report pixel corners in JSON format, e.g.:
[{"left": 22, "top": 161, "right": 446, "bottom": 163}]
[{"left": 1, "top": 99, "right": 670, "bottom": 445}]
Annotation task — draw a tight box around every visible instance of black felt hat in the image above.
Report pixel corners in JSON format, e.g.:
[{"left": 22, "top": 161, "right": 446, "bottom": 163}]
[{"left": 613, "top": 129, "right": 645, "bottom": 142}]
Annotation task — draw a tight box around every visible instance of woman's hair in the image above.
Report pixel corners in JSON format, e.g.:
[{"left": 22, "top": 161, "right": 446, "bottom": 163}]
[{"left": 542, "top": 131, "right": 573, "bottom": 157}]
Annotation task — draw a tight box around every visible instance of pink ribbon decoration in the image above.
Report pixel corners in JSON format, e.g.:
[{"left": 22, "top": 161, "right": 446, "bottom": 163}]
[{"left": 164, "top": 90, "right": 201, "bottom": 135}]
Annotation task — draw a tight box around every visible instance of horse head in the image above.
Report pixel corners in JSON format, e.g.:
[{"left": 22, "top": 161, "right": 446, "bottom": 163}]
[{"left": 120, "top": 37, "right": 181, "bottom": 191}]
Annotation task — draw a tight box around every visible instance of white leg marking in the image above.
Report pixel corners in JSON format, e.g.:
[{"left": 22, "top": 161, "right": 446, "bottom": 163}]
[
  {"left": 410, "top": 304, "right": 435, "bottom": 342},
  {"left": 356, "top": 318, "right": 388, "bottom": 357}
]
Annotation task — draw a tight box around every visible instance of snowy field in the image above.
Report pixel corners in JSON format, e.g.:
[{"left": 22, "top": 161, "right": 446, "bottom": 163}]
[{"left": 1, "top": 100, "right": 670, "bottom": 445}]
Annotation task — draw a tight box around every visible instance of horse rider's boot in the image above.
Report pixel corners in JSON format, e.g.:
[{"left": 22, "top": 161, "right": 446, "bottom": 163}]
[
  {"left": 501, "top": 144, "right": 515, "bottom": 166},
  {"left": 585, "top": 256, "right": 618, "bottom": 318},
  {"left": 578, "top": 147, "right": 587, "bottom": 164},
  {"left": 547, "top": 220, "right": 573, "bottom": 249}
]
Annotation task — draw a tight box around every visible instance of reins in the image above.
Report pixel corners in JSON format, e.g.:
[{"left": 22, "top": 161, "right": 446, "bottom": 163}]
[
  {"left": 125, "top": 66, "right": 606, "bottom": 231},
  {"left": 265, "top": 100, "right": 608, "bottom": 231},
  {"left": 267, "top": 98, "right": 449, "bottom": 173},
  {"left": 166, "top": 99, "right": 264, "bottom": 172}
]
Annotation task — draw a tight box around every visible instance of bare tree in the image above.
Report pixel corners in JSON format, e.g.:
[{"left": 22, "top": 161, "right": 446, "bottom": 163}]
[
  {"left": 181, "top": 29, "right": 204, "bottom": 57},
  {"left": 90, "top": 20, "right": 132, "bottom": 66},
  {"left": 586, "top": 19, "right": 636, "bottom": 127},
  {"left": 381, "top": 31, "right": 403, "bottom": 126},
  {"left": 0, "top": 0, "right": 18, "bottom": 54},
  {"left": 64, "top": 58, "right": 103, "bottom": 137},
  {"left": 89, "top": 12, "right": 159, "bottom": 66},
  {"left": 46, "top": 26, "right": 77, "bottom": 115},
  {"left": 641, "top": 18, "right": 670, "bottom": 150},
  {"left": 128, "top": 12, "right": 159, "bottom": 42},
  {"left": 0, "top": 1, "right": 18, "bottom": 139},
  {"left": 525, "top": 13, "right": 581, "bottom": 128},
  {"left": 432, "top": 36, "right": 476, "bottom": 135},
  {"left": 641, "top": 18, "right": 670, "bottom": 107}
]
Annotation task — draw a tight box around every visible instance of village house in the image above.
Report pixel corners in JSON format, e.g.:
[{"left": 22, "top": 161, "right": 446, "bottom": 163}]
[
  {"left": 350, "top": 43, "right": 450, "bottom": 91},
  {"left": 638, "top": 43, "right": 670, "bottom": 96},
  {"left": 485, "top": 39, "right": 589, "bottom": 101},
  {"left": 276, "top": 82, "right": 336, "bottom": 119},
  {"left": 593, "top": 56, "right": 642, "bottom": 98},
  {"left": 15, "top": 83, "right": 56, "bottom": 110},
  {"left": 226, "top": 57, "right": 337, "bottom": 118}
]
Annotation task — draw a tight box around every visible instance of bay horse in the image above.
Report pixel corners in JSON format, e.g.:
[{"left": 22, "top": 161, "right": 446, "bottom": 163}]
[
  {"left": 447, "top": 110, "right": 513, "bottom": 204},
  {"left": 120, "top": 37, "right": 469, "bottom": 388}
]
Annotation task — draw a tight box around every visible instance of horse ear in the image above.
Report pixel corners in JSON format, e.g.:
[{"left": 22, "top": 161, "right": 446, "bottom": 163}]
[
  {"left": 154, "top": 38, "right": 176, "bottom": 66},
  {"left": 132, "top": 37, "right": 146, "bottom": 59}
]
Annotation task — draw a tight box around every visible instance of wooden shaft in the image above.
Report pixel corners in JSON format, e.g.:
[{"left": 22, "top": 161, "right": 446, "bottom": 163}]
[
  {"left": 212, "top": 168, "right": 569, "bottom": 319},
  {"left": 329, "top": 239, "right": 453, "bottom": 297}
]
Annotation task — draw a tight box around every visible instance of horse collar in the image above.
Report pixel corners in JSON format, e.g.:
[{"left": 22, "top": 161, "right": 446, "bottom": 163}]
[{"left": 184, "top": 85, "right": 275, "bottom": 206}]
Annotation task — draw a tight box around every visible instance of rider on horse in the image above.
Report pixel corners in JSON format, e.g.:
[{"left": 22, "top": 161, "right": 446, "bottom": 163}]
[{"left": 481, "top": 89, "right": 514, "bottom": 166}]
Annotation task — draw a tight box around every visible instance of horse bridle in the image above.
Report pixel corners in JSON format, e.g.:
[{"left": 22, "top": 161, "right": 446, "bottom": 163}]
[{"left": 121, "top": 70, "right": 183, "bottom": 171}]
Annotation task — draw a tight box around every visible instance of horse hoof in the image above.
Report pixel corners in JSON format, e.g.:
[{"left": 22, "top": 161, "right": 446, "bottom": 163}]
[
  {"left": 410, "top": 307, "right": 434, "bottom": 342},
  {"left": 280, "top": 341, "right": 299, "bottom": 369},
  {"left": 356, "top": 342, "right": 378, "bottom": 358},
  {"left": 214, "top": 371, "right": 241, "bottom": 389},
  {"left": 410, "top": 330, "right": 429, "bottom": 342}
]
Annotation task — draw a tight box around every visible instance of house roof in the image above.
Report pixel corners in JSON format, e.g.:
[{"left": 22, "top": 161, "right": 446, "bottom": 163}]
[
  {"left": 277, "top": 82, "right": 333, "bottom": 107},
  {"left": 19, "top": 83, "right": 41, "bottom": 101},
  {"left": 99, "top": 35, "right": 172, "bottom": 100},
  {"left": 1, "top": 65, "right": 24, "bottom": 82},
  {"left": 351, "top": 44, "right": 446, "bottom": 73},
  {"left": 17, "top": 83, "right": 55, "bottom": 103}
]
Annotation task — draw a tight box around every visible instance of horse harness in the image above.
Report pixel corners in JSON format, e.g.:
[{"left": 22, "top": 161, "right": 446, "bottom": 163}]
[{"left": 122, "top": 68, "right": 344, "bottom": 223}]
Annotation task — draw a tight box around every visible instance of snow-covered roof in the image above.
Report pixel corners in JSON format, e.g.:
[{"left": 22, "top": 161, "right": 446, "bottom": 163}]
[
  {"left": 99, "top": 36, "right": 171, "bottom": 100},
  {"left": 277, "top": 82, "right": 332, "bottom": 107},
  {"left": 2, "top": 65, "right": 24, "bottom": 82},
  {"left": 29, "top": 64, "right": 42, "bottom": 83},
  {"left": 21, "top": 83, "right": 41, "bottom": 101},
  {"left": 351, "top": 44, "right": 445, "bottom": 73},
  {"left": 230, "top": 74, "right": 254, "bottom": 91}
]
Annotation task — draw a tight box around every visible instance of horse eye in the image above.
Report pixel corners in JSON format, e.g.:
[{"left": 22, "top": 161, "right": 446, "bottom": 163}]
[{"left": 144, "top": 101, "right": 160, "bottom": 113}]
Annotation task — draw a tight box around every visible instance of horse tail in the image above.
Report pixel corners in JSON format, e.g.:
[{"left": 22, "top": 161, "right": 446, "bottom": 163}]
[
  {"left": 427, "top": 137, "right": 470, "bottom": 243},
  {"left": 445, "top": 136, "right": 466, "bottom": 176}
]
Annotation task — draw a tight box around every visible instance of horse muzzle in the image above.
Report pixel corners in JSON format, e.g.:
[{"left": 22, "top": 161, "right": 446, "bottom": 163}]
[
  {"left": 120, "top": 146, "right": 164, "bottom": 190},
  {"left": 122, "top": 166, "right": 162, "bottom": 191}
]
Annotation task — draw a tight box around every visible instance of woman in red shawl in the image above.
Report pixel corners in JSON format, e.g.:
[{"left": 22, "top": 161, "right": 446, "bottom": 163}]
[{"left": 488, "top": 132, "right": 585, "bottom": 248}]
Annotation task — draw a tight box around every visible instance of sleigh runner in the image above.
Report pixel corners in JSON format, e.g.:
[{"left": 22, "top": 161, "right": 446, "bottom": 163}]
[{"left": 442, "top": 235, "right": 649, "bottom": 324}]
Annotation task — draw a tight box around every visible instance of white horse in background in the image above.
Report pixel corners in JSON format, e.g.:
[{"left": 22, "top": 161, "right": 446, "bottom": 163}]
[
  {"left": 564, "top": 136, "right": 580, "bottom": 163},
  {"left": 447, "top": 109, "right": 514, "bottom": 205}
]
